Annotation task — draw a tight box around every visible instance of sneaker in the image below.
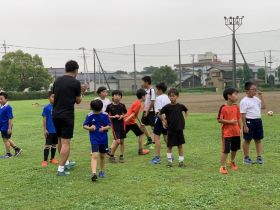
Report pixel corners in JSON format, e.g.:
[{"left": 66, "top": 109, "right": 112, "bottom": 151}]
[
  {"left": 65, "top": 160, "right": 76, "bottom": 171},
  {"left": 256, "top": 156, "right": 264, "bottom": 165},
  {"left": 109, "top": 156, "right": 117, "bottom": 163},
  {"left": 178, "top": 161, "right": 185, "bottom": 168},
  {"left": 119, "top": 156, "right": 125, "bottom": 163},
  {"left": 145, "top": 138, "right": 153, "bottom": 146},
  {"left": 151, "top": 156, "right": 161, "bottom": 165},
  {"left": 219, "top": 166, "right": 228, "bottom": 174},
  {"left": 230, "top": 161, "right": 238, "bottom": 171},
  {"left": 106, "top": 148, "right": 111, "bottom": 157},
  {"left": 4, "top": 153, "right": 12, "bottom": 158},
  {"left": 56, "top": 171, "right": 70, "bottom": 176},
  {"left": 50, "top": 159, "right": 59, "bottom": 164},
  {"left": 98, "top": 171, "right": 105, "bottom": 178},
  {"left": 138, "top": 149, "right": 150, "bottom": 155},
  {"left": 41, "top": 160, "right": 48, "bottom": 167},
  {"left": 14, "top": 148, "right": 22, "bottom": 157},
  {"left": 167, "top": 161, "right": 173, "bottom": 167},
  {"left": 91, "top": 173, "right": 98, "bottom": 182},
  {"left": 243, "top": 157, "right": 254, "bottom": 165}
]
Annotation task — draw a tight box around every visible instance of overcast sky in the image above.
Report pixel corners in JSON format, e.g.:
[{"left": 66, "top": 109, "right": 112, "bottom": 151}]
[{"left": 0, "top": 0, "right": 280, "bottom": 69}]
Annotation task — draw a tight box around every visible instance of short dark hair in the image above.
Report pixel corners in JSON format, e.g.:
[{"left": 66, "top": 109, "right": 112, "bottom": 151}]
[
  {"left": 97, "top": 86, "right": 107, "bottom": 95},
  {"left": 244, "top": 81, "right": 256, "bottom": 90},
  {"left": 48, "top": 91, "right": 54, "bottom": 98},
  {"left": 65, "top": 60, "right": 79, "bottom": 72},
  {"left": 142, "top": 76, "right": 152, "bottom": 85},
  {"left": 223, "top": 87, "right": 238, "bottom": 100},
  {"left": 156, "top": 82, "right": 167, "bottom": 92},
  {"left": 136, "top": 89, "right": 147, "bottom": 99},
  {"left": 112, "top": 90, "right": 122, "bottom": 98},
  {"left": 90, "top": 99, "right": 103, "bottom": 112},
  {"left": 0, "top": 92, "right": 8, "bottom": 99},
  {"left": 168, "top": 88, "right": 179, "bottom": 96}
]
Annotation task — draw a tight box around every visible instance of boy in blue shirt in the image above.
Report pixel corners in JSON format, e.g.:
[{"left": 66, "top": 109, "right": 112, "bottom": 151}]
[
  {"left": 0, "top": 92, "right": 22, "bottom": 158},
  {"left": 41, "top": 92, "right": 59, "bottom": 167},
  {"left": 83, "top": 99, "right": 111, "bottom": 182}
]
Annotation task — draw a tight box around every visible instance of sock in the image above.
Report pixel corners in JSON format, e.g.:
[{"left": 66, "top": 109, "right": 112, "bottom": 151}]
[
  {"left": 257, "top": 155, "right": 262, "bottom": 158},
  {"left": 12, "top": 146, "right": 19, "bottom": 150},
  {"left": 43, "top": 148, "right": 50, "bottom": 161},
  {"left": 245, "top": 156, "right": 249, "bottom": 159},
  {"left": 51, "top": 146, "right": 56, "bottom": 160},
  {"left": 179, "top": 156, "right": 184, "bottom": 162},
  {"left": 167, "top": 153, "right": 173, "bottom": 162},
  {"left": 57, "top": 165, "right": 64, "bottom": 172},
  {"left": 120, "top": 155, "right": 123, "bottom": 157},
  {"left": 65, "top": 160, "right": 70, "bottom": 165}
]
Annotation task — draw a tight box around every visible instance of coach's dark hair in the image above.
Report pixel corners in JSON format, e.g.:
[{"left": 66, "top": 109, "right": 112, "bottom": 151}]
[
  {"left": 97, "top": 86, "right": 107, "bottom": 95},
  {"left": 244, "top": 81, "right": 256, "bottom": 91},
  {"left": 223, "top": 87, "right": 238, "bottom": 100},
  {"left": 142, "top": 76, "right": 152, "bottom": 85},
  {"left": 65, "top": 60, "right": 79, "bottom": 72},
  {"left": 0, "top": 92, "right": 8, "bottom": 99},
  {"left": 90, "top": 99, "right": 103, "bottom": 112},
  {"left": 112, "top": 90, "right": 123, "bottom": 98},
  {"left": 48, "top": 91, "right": 54, "bottom": 98},
  {"left": 156, "top": 82, "right": 167, "bottom": 92},
  {"left": 168, "top": 88, "right": 179, "bottom": 97},
  {"left": 136, "top": 89, "right": 147, "bottom": 99}
]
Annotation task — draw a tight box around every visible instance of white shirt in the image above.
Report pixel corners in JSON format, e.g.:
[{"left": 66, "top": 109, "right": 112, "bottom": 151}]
[
  {"left": 240, "top": 96, "right": 262, "bottom": 119},
  {"left": 95, "top": 97, "right": 111, "bottom": 112},
  {"left": 154, "top": 94, "right": 170, "bottom": 113},
  {"left": 144, "top": 87, "right": 156, "bottom": 111}
]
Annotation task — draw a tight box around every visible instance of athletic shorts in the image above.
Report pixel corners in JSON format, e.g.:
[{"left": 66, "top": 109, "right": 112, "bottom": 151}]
[
  {"left": 112, "top": 121, "right": 126, "bottom": 140},
  {"left": 243, "top": 119, "right": 264, "bottom": 141},
  {"left": 1, "top": 130, "right": 11, "bottom": 139},
  {"left": 167, "top": 130, "right": 185, "bottom": 147},
  {"left": 222, "top": 136, "right": 241, "bottom": 153},
  {"left": 125, "top": 124, "right": 144, "bottom": 137},
  {"left": 153, "top": 117, "right": 167, "bottom": 136},
  {"left": 141, "top": 111, "right": 156, "bottom": 127},
  {"left": 46, "top": 133, "right": 58, "bottom": 145},
  {"left": 91, "top": 144, "right": 108, "bottom": 153},
  {"left": 53, "top": 117, "right": 74, "bottom": 139}
]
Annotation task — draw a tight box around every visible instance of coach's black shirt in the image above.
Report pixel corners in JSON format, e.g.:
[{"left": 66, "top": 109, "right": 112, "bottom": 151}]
[{"left": 52, "top": 75, "right": 81, "bottom": 119}]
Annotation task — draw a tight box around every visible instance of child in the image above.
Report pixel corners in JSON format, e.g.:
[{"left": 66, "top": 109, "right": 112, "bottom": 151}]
[
  {"left": 95, "top": 86, "right": 111, "bottom": 112},
  {"left": 83, "top": 99, "right": 111, "bottom": 182},
  {"left": 240, "top": 81, "right": 265, "bottom": 165},
  {"left": 41, "top": 92, "right": 59, "bottom": 167},
  {"left": 0, "top": 92, "right": 22, "bottom": 158},
  {"left": 150, "top": 83, "right": 170, "bottom": 164},
  {"left": 106, "top": 90, "right": 127, "bottom": 163},
  {"left": 160, "top": 88, "right": 188, "bottom": 167},
  {"left": 217, "top": 88, "right": 242, "bottom": 174},
  {"left": 124, "top": 89, "right": 150, "bottom": 155}
]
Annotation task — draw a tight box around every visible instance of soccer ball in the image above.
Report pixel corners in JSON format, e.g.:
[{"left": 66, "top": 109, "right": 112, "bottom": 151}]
[{"left": 267, "top": 111, "right": 273, "bottom": 116}]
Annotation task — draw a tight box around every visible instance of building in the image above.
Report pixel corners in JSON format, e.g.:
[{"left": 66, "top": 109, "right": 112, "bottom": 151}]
[{"left": 181, "top": 75, "right": 202, "bottom": 88}]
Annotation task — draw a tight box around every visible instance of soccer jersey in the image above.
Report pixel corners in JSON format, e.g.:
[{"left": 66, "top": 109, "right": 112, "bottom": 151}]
[
  {"left": 42, "top": 104, "right": 56, "bottom": 134},
  {"left": 217, "top": 104, "right": 241, "bottom": 138},
  {"left": 144, "top": 88, "right": 156, "bottom": 111},
  {"left": 105, "top": 103, "right": 127, "bottom": 124},
  {"left": 154, "top": 94, "right": 170, "bottom": 113},
  {"left": 125, "top": 99, "right": 142, "bottom": 125},
  {"left": 83, "top": 112, "right": 111, "bottom": 145},
  {"left": 95, "top": 97, "right": 111, "bottom": 112},
  {"left": 0, "top": 102, "right": 13, "bottom": 131},
  {"left": 240, "top": 96, "right": 262, "bottom": 119}
]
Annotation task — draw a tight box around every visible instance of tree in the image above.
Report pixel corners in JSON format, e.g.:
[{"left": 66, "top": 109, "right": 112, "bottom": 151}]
[
  {"left": 0, "top": 50, "right": 52, "bottom": 91},
  {"left": 151, "top": 65, "right": 177, "bottom": 86},
  {"left": 277, "top": 66, "right": 280, "bottom": 79},
  {"left": 113, "top": 70, "right": 127, "bottom": 74},
  {"left": 236, "top": 66, "right": 253, "bottom": 82},
  {"left": 257, "top": 68, "right": 265, "bottom": 80},
  {"left": 141, "top": 66, "right": 159, "bottom": 75}
]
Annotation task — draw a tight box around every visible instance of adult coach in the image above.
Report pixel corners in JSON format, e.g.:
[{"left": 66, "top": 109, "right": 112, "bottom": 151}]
[{"left": 52, "top": 60, "right": 86, "bottom": 176}]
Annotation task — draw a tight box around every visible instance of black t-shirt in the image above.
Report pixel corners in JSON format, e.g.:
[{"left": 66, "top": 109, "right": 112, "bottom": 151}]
[
  {"left": 105, "top": 103, "right": 127, "bottom": 124},
  {"left": 160, "top": 103, "right": 188, "bottom": 131},
  {"left": 52, "top": 75, "right": 81, "bottom": 119}
]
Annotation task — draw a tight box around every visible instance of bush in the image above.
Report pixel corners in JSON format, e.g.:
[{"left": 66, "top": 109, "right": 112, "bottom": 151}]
[
  {"left": 181, "top": 87, "right": 216, "bottom": 93},
  {"left": 7, "top": 91, "right": 49, "bottom": 100}
]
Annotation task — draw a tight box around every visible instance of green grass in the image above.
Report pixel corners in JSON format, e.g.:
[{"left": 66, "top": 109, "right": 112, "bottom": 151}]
[{"left": 0, "top": 100, "right": 279, "bottom": 210}]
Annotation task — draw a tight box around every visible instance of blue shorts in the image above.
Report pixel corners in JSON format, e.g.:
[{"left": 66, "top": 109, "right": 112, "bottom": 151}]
[
  {"left": 153, "top": 117, "right": 167, "bottom": 136},
  {"left": 1, "top": 130, "right": 11, "bottom": 139},
  {"left": 243, "top": 119, "right": 264, "bottom": 141},
  {"left": 91, "top": 144, "right": 108, "bottom": 153}
]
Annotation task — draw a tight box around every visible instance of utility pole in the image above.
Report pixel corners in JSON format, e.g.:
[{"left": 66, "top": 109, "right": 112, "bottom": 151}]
[
  {"left": 264, "top": 53, "right": 267, "bottom": 84},
  {"left": 192, "top": 54, "right": 195, "bottom": 88},
  {"left": 268, "top": 49, "right": 273, "bottom": 85},
  {"left": 178, "top": 39, "right": 182, "bottom": 91},
  {"left": 2, "top": 40, "right": 8, "bottom": 55},
  {"left": 224, "top": 16, "right": 244, "bottom": 88},
  {"left": 133, "top": 44, "right": 137, "bottom": 93},
  {"left": 93, "top": 49, "right": 97, "bottom": 92},
  {"left": 79, "top": 47, "right": 89, "bottom": 85}
]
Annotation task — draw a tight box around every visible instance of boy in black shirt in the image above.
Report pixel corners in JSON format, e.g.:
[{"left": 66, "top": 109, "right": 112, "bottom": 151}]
[
  {"left": 160, "top": 88, "right": 188, "bottom": 167},
  {"left": 106, "top": 90, "right": 127, "bottom": 163}
]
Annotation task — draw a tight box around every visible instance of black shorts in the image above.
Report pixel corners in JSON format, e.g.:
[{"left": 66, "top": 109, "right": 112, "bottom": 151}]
[
  {"left": 1, "top": 131, "right": 11, "bottom": 139},
  {"left": 167, "top": 130, "right": 185, "bottom": 147},
  {"left": 222, "top": 136, "right": 241, "bottom": 153},
  {"left": 46, "top": 133, "right": 58, "bottom": 145},
  {"left": 125, "top": 124, "right": 144, "bottom": 137},
  {"left": 53, "top": 117, "right": 74, "bottom": 139},
  {"left": 91, "top": 144, "right": 108, "bottom": 153},
  {"left": 243, "top": 119, "right": 264, "bottom": 141},
  {"left": 153, "top": 117, "right": 167, "bottom": 136},
  {"left": 141, "top": 111, "right": 156, "bottom": 127},
  {"left": 112, "top": 121, "right": 126, "bottom": 140}
]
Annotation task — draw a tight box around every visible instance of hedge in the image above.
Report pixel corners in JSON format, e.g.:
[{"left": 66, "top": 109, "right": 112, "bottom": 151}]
[{"left": 7, "top": 91, "right": 49, "bottom": 100}]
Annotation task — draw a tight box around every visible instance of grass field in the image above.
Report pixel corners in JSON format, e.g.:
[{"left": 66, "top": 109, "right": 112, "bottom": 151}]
[{"left": 0, "top": 98, "right": 280, "bottom": 210}]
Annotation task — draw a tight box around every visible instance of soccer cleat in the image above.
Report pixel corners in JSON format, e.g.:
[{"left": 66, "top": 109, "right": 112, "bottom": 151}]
[
  {"left": 14, "top": 148, "right": 22, "bottom": 157},
  {"left": 243, "top": 157, "right": 254, "bottom": 165},
  {"left": 41, "top": 161, "right": 48, "bottom": 167},
  {"left": 145, "top": 137, "right": 153, "bottom": 146},
  {"left": 138, "top": 149, "right": 150, "bottom": 155},
  {"left": 4, "top": 153, "right": 12, "bottom": 158},
  {"left": 50, "top": 159, "right": 59, "bottom": 164},
  {"left": 178, "top": 161, "right": 185, "bottom": 168},
  {"left": 119, "top": 156, "right": 125, "bottom": 163},
  {"left": 106, "top": 148, "right": 111, "bottom": 156},
  {"left": 91, "top": 173, "right": 98, "bottom": 182},
  {"left": 65, "top": 160, "right": 76, "bottom": 171},
  {"left": 167, "top": 161, "right": 173, "bottom": 167},
  {"left": 98, "top": 171, "right": 105, "bottom": 178},
  {"left": 256, "top": 156, "right": 264, "bottom": 165},
  {"left": 219, "top": 166, "right": 228, "bottom": 174},
  {"left": 230, "top": 161, "right": 238, "bottom": 171},
  {"left": 151, "top": 156, "right": 161, "bottom": 165},
  {"left": 109, "top": 156, "right": 118, "bottom": 163},
  {"left": 56, "top": 171, "right": 70, "bottom": 176}
]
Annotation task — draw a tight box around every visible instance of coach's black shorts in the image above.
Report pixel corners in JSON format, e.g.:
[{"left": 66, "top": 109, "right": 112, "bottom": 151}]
[
  {"left": 1, "top": 130, "right": 11, "bottom": 139},
  {"left": 46, "top": 133, "right": 58, "bottom": 145},
  {"left": 53, "top": 117, "right": 74, "bottom": 139},
  {"left": 125, "top": 124, "right": 144, "bottom": 137},
  {"left": 243, "top": 119, "right": 264, "bottom": 141},
  {"left": 167, "top": 130, "right": 185, "bottom": 147},
  {"left": 141, "top": 111, "right": 156, "bottom": 127},
  {"left": 222, "top": 136, "right": 241, "bottom": 153},
  {"left": 153, "top": 117, "right": 167, "bottom": 136},
  {"left": 112, "top": 121, "right": 126, "bottom": 140}
]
